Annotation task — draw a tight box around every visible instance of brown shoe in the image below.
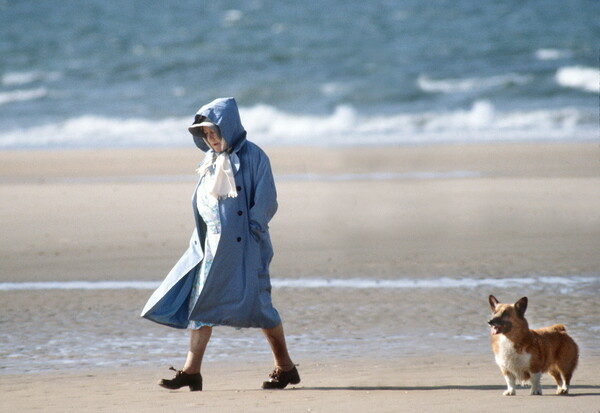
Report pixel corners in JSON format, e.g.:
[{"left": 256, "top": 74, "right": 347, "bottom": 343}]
[
  {"left": 262, "top": 366, "right": 300, "bottom": 389},
  {"left": 158, "top": 366, "right": 202, "bottom": 391}
]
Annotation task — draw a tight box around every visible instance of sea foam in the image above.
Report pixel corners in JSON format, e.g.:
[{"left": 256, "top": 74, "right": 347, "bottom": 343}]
[
  {"left": 555, "top": 66, "right": 600, "bottom": 93},
  {"left": 1, "top": 276, "right": 596, "bottom": 291},
  {"left": 241, "top": 102, "right": 594, "bottom": 146},
  {"left": 534, "top": 49, "right": 570, "bottom": 61},
  {"left": 417, "top": 73, "right": 531, "bottom": 94},
  {"left": 0, "top": 87, "right": 48, "bottom": 106},
  {"left": 2, "top": 71, "right": 40, "bottom": 86},
  {"left": 0, "top": 101, "right": 595, "bottom": 150}
]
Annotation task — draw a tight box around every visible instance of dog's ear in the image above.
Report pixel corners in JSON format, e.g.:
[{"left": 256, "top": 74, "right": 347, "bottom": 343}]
[
  {"left": 514, "top": 297, "right": 528, "bottom": 319},
  {"left": 489, "top": 295, "right": 499, "bottom": 310}
]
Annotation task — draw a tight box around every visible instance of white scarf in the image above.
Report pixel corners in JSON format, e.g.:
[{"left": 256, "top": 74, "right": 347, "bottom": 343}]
[{"left": 197, "top": 152, "right": 238, "bottom": 199}]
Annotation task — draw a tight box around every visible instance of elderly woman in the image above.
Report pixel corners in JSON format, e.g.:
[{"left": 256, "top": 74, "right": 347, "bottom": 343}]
[{"left": 141, "top": 97, "right": 299, "bottom": 391}]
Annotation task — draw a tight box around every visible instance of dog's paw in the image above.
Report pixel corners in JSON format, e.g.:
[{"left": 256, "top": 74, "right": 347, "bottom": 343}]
[
  {"left": 556, "top": 388, "right": 569, "bottom": 395},
  {"left": 502, "top": 389, "right": 516, "bottom": 396},
  {"left": 530, "top": 389, "right": 542, "bottom": 396}
]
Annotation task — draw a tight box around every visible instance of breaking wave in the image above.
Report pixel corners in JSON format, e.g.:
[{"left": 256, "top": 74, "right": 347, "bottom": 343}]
[
  {"left": 0, "top": 101, "right": 595, "bottom": 150},
  {"left": 417, "top": 73, "right": 531, "bottom": 94},
  {"left": 0, "top": 87, "right": 48, "bottom": 106},
  {"left": 555, "top": 66, "right": 599, "bottom": 93}
]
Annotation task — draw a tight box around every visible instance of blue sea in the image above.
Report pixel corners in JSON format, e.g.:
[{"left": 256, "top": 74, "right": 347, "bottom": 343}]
[{"left": 0, "top": 0, "right": 598, "bottom": 150}]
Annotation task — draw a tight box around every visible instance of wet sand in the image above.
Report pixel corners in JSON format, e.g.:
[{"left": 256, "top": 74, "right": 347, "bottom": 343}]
[
  {"left": 2, "top": 356, "right": 600, "bottom": 413},
  {"left": 1, "top": 143, "right": 599, "bottom": 412}
]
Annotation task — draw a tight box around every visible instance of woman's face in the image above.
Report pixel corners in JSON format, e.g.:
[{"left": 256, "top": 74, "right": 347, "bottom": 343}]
[{"left": 203, "top": 127, "right": 223, "bottom": 152}]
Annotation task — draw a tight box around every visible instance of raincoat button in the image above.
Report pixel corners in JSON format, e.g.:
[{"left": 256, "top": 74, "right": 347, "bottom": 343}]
[
  {"left": 237, "top": 237, "right": 242, "bottom": 242},
  {"left": 237, "top": 210, "right": 243, "bottom": 216},
  {"left": 236, "top": 186, "right": 241, "bottom": 191}
]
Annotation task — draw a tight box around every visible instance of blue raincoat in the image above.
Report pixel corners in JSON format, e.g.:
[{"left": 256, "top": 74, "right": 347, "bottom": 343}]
[{"left": 141, "top": 97, "right": 281, "bottom": 329}]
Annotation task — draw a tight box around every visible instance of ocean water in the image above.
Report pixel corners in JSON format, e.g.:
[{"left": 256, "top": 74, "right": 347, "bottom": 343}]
[{"left": 0, "top": 0, "right": 598, "bottom": 149}]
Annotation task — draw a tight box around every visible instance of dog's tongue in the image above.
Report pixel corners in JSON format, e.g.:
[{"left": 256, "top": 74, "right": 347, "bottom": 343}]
[{"left": 491, "top": 326, "right": 500, "bottom": 335}]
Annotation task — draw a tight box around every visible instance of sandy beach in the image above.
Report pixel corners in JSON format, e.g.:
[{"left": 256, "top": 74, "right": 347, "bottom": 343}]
[
  {"left": 1, "top": 142, "right": 599, "bottom": 412},
  {"left": 2, "top": 356, "right": 600, "bottom": 413}
]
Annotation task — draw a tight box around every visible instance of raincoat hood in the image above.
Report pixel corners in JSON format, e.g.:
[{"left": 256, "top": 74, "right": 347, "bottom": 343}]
[{"left": 190, "top": 97, "right": 247, "bottom": 153}]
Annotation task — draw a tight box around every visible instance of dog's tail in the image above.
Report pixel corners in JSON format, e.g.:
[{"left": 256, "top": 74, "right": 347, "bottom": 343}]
[{"left": 550, "top": 324, "right": 567, "bottom": 333}]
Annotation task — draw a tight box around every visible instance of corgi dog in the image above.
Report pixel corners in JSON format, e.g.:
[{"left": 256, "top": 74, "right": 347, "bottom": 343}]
[{"left": 488, "top": 295, "right": 578, "bottom": 396}]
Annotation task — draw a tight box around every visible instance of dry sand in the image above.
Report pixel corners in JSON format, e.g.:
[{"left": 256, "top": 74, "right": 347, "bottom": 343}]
[
  {"left": 1, "top": 143, "right": 598, "bottom": 281},
  {"left": 1, "top": 143, "right": 599, "bottom": 412}
]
